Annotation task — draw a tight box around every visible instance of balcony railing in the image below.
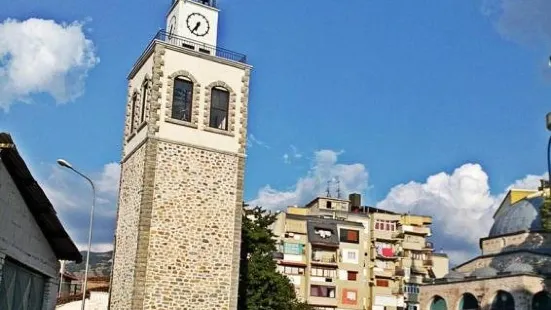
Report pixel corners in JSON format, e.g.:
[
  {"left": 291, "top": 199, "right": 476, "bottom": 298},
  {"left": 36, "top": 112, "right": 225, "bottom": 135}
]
[
  {"left": 154, "top": 30, "right": 247, "bottom": 63},
  {"left": 311, "top": 254, "right": 337, "bottom": 264}
]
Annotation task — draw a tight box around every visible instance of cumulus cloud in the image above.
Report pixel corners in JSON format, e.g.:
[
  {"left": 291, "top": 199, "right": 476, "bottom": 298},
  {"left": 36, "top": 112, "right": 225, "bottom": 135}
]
[
  {"left": 249, "top": 150, "right": 545, "bottom": 265},
  {"left": 483, "top": 0, "right": 551, "bottom": 48},
  {"left": 249, "top": 149, "right": 369, "bottom": 210},
  {"left": 40, "top": 162, "right": 120, "bottom": 252},
  {"left": 377, "top": 164, "right": 545, "bottom": 265},
  {"left": 0, "top": 18, "right": 99, "bottom": 110}
]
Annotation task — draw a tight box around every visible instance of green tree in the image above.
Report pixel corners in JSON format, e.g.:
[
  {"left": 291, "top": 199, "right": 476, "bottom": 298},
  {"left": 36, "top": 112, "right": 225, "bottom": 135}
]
[
  {"left": 541, "top": 196, "right": 551, "bottom": 231},
  {"left": 238, "top": 206, "right": 313, "bottom": 310}
]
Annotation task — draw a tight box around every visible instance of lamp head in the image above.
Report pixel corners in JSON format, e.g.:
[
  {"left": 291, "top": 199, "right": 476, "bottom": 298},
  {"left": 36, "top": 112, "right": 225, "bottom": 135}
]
[{"left": 57, "top": 159, "right": 73, "bottom": 169}]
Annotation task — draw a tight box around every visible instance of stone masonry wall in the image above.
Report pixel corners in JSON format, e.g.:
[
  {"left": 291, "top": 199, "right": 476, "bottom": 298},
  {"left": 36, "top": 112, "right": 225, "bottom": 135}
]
[
  {"left": 420, "top": 275, "right": 546, "bottom": 310},
  {"left": 109, "top": 142, "right": 147, "bottom": 310},
  {"left": 141, "top": 141, "right": 242, "bottom": 310}
]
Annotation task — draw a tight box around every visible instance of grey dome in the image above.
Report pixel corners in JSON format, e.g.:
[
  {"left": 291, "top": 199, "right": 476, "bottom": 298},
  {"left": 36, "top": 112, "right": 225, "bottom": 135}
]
[
  {"left": 504, "top": 262, "right": 534, "bottom": 274},
  {"left": 471, "top": 266, "right": 498, "bottom": 278},
  {"left": 444, "top": 270, "right": 465, "bottom": 279},
  {"left": 489, "top": 197, "right": 544, "bottom": 237}
]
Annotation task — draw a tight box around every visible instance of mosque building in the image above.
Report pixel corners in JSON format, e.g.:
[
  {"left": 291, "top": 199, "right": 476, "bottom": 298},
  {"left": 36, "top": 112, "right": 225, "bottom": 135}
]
[{"left": 419, "top": 183, "right": 551, "bottom": 310}]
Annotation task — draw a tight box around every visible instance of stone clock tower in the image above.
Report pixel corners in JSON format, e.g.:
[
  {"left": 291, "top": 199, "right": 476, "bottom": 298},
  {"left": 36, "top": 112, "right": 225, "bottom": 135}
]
[{"left": 109, "top": 1, "right": 251, "bottom": 309}]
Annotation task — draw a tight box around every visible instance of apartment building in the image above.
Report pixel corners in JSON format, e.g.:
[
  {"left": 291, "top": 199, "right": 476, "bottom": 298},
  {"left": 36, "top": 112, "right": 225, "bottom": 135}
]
[{"left": 271, "top": 194, "right": 448, "bottom": 310}]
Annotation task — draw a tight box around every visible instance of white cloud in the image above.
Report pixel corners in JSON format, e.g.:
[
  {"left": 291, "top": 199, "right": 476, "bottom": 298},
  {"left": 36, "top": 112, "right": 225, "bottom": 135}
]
[
  {"left": 0, "top": 18, "right": 99, "bottom": 110},
  {"left": 377, "top": 163, "right": 545, "bottom": 265},
  {"left": 249, "top": 149, "right": 369, "bottom": 210},
  {"left": 483, "top": 0, "right": 551, "bottom": 48},
  {"left": 283, "top": 153, "right": 290, "bottom": 164},
  {"left": 247, "top": 134, "right": 270, "bottom": 149},
  {"left": 40, "top": 162, "right": 120, "bottom": 252},
  {"left": 283, "top": 145, "right": 303, "bottom": 164}
]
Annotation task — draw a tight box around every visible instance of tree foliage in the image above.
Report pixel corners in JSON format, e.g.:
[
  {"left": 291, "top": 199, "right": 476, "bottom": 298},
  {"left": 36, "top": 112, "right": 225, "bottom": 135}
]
[
  {"left": 238, "top": 206, "right": 313, "bottom": 310},
  {"left": 541, "top": 196, "right": 551, "bottom": 231}
]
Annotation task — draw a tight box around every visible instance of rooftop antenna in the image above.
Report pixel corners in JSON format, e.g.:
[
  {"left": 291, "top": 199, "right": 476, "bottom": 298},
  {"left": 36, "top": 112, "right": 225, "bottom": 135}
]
[
  {"left": 336, "top": 177, "right": 341, "bottom": 199},
  {"left": 326, "top": 180, "right": 332, "bottom": 198}
]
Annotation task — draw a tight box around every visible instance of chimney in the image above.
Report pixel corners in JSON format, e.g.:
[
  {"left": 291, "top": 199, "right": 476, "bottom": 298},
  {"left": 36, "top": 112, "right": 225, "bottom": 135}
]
[{"left": 349, "top": 193, "right": 361, "bottom": 208}]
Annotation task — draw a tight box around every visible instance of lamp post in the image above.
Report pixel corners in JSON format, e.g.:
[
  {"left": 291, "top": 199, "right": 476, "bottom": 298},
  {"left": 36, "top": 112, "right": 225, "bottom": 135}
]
[
  {"left": 57, "top": 159, "right": 96, "bottom": 310},
  {"left": 546, "top": 113, "right": 551, "bottom": 188}
]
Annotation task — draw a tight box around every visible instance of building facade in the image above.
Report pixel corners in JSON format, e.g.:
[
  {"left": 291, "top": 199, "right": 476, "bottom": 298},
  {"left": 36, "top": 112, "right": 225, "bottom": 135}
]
[
  {"left": 0, "top": 133, "right": 82, "bottom": 310},
  {"left": 271, "top": 194, "right": 449, "bottom": 310},
  {"left": 108, "top": 1, "right": 251, "bottom": 309},
  {"left": 420, "top": 187, "right": 551, "bottom": 310}
]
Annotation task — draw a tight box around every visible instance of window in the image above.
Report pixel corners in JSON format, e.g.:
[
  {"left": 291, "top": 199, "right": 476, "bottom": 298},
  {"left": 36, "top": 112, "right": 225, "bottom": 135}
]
[
  {"left": 342, "top": 249, "right": 358, "bottom": 264},
  {"left": 347, "top": 251, "right": 356, "bottom": 260},
  {"left": 340, "top": 229, "right": 359, "bottom": 243},
  {"left": 140, "top": 80, "right": 150, "bottom": 124},
  {"left": 375, "top": 220, "right": 396, "bottom": 231},
  {"left": 209, "top": 87, "right": 229, "bottom": 130},
  {"left": 376, "top": 279, "right": 389, "bottom": 287},
  {"left": 326, "top": 201, "right": 332, "bottom": 209},
  {"left": 311, "top": 267, "right": 336, "bottom": 278},
  {"left": 129, "top": 93, "right": 138, "bottom": 133},
  {"left": 405, "top": 284, "right": 420, "bottom": 294},
  {"left": 342, "top": 289, "right": 358, "bottom": 305},
  {"left": 278, "top": 265, "right": 304, "bottom": 275},
  {"left": 347, "top": 271, "right": 358, "bottom": 281},
  {"left": 310, "top": 285, "right": 336, "bottom": 298},
  {"left": 172, "top": 77, "right": 194, "bottom": 122}
]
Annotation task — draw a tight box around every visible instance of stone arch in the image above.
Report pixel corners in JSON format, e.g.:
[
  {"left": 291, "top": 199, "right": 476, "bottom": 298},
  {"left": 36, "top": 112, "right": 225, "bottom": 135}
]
[
  {"left": 489, "top": 290, "right": 515, "bottom": 310},
  {"left": 532, "top": 291, "right": 551, "bottom": 310},
  {"left": 127, "top": 88, "right": 140, "bottom": 137},
  {"left": 165, "top": 70, "right": 201, "bottom": 126},
  {"left": 428, "top": 295, "right": 448, "bottom": 310},
  {"left": 457, "top": 292, "right": 479, "bottom": 310},
  {"left": 203, "top": 81, "right": 237, "bottom": 135},
  {"left": 139, "top": 73, "right": 152, "bottom": 125}
]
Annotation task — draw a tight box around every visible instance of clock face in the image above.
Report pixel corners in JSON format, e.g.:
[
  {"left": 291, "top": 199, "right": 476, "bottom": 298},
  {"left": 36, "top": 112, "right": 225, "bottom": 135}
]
[{"left": 186, "top": 13, "right": 210, "bottom": 37}]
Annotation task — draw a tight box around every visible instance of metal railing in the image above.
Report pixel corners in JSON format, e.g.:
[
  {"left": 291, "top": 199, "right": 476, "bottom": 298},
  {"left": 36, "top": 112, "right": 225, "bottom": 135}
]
[
  {"left": 190, "top": 0, "right": 218, "bottom": 8},
  {"left": 154, "top": 30, "right": 247, "bottom": 63}
]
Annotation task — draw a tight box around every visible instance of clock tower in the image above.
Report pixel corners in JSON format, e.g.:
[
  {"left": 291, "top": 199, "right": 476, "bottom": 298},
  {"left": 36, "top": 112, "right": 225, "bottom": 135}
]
[{"left": 109, "top": 0, "right": 251, "bottom": 309}]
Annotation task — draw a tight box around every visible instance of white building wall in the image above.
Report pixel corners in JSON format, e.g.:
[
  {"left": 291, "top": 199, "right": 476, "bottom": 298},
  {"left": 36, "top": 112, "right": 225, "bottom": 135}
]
[
  {"left": 56, "top": 292, "right": 109, "bottom": 310},
  {"left": 0, "top": 161, "right": 61, "bottom": 309}
]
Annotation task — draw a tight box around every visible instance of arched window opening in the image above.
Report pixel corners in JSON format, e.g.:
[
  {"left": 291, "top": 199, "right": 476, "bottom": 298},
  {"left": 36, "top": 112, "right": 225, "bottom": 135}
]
[
  {"left": 532, "top": 291, "right": 551, "bottom": 310},
  {"left": 172, "top": 77, "right": 193, "bottom": 122},
  {"left": 490, "top": 290, "right": 514, "bottom": 310},
  {"left": 209, "top": 87, "right": 229, "bottom": 130},
  {"left": 430, "top": 295, "right": 447, "bottom": 310},
  {"left": 458, "top": 293, "right": 479, "bottom": 310},
  {"left": 140, "top": 80, "right": 150, "bottom": 124},
  {"left": 130, "top": 93, "right": 138, "bottom": 133}
]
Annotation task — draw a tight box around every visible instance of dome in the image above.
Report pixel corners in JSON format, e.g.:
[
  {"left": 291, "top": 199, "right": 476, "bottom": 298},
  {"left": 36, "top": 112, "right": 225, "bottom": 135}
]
[
  {"left": 444, "top": 270, "right": 465, "bottom": 279},
  {"left": 489, "top": 197, "right": 544, "bottom": 237},
  {"left": 504, "top": 262, "right": 535, "bottom": 274},
  {"left": 470, "top": 266, "right": 498, "bottom": 278}
]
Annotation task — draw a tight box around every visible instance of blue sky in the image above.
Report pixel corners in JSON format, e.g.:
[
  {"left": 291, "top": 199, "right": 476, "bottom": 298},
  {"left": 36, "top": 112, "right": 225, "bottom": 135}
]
[{"left": 1, "top": 0, "right": 550, "bottom": 263}]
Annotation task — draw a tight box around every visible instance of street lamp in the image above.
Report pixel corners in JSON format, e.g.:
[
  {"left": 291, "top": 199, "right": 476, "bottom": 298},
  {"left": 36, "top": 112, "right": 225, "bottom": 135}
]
[
  {"left": 57, "top": 159, "right": 96, "bottom": 310},
  {"left": 546, "top": 113, "right": 551, "bottom": 188}
]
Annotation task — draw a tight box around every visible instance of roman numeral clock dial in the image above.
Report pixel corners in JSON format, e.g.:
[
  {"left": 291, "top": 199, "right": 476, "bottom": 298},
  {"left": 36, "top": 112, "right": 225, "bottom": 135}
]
[{"left": 186, "top": 12, "right": 210, "bottom": 37}]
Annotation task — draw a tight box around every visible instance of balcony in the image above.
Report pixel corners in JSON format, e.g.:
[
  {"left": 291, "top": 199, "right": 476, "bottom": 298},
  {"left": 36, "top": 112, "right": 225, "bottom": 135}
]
[
  {"left": 311, "top": 253, "right": 337, "bottom": 266},
  {"left": 406, "top": 293, "right": 419, "bottom": 303},
  {"left": 153, "top": 30, "right": 247, "bottom": 63},
  {"left": 402, "top": 241, "right": 424, "bottom": 251},
  {"left": 373, "top": 268, "right": 394, "bottom": 278},
  {"left": 424, "top": 241, "right": 434, "bottom": 250},
  {"left": 401, "top": 225, "right": 431, "bottom": 235}
]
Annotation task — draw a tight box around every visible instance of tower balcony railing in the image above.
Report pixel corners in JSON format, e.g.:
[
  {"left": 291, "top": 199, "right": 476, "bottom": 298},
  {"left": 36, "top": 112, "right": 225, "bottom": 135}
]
[{"left": 154, "top": 30, "right": 247, "bottom": 63}]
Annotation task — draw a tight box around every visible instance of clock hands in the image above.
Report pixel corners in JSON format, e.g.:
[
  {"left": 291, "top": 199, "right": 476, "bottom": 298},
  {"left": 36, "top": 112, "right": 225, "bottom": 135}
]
[{"left": 191, "top": 22, "right": 201, "bottom": 34}]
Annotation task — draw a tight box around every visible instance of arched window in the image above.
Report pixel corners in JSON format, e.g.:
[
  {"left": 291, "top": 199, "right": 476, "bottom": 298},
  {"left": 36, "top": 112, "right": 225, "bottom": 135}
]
[
  {"left": 430, "top": 295, "right": 447, "bottom": 310},
  {"left": 140, "top": 79, "right": 150, "bottom": 124},
  {"left": 533, "top": 291, "right": 551, "bottom": 310},
  {"left": 172, "top": 76, "right": 194, "bottom": 122},
  {"left": 130, "top": 93, "right": 138, "bottom": 133},
  {"left": 490, "top": 290, "right": 514, "bottom": 310},
  {"left": 209, "top": 87, "right": 229, "bottom": 130},
  {"left": 458, "top": 293, "right": 479, "bottom": 310}
]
